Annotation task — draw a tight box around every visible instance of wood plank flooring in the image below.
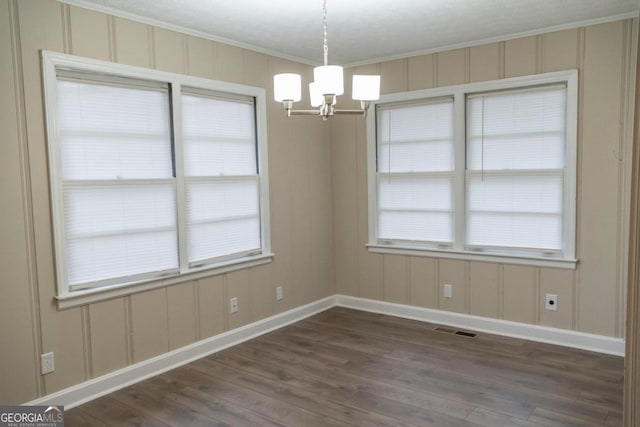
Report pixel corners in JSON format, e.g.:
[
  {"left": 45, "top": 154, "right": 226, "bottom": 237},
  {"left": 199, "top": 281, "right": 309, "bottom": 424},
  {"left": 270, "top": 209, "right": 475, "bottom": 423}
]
[{"left": 66, "top": 307, "right": 624, "bottom": 426}]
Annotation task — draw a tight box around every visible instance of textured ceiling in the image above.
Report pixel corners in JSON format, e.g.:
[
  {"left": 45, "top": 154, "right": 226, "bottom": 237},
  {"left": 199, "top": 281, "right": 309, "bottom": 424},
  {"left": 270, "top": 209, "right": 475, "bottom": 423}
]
[{"left": 61, "top": 0, "right": 639, "bottom": 67}]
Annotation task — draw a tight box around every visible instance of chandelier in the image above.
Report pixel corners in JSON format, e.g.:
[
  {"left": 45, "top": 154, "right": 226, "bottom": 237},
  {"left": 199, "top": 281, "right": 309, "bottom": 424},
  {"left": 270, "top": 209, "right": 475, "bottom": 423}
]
[{"left": 273, "top": 0, "right": 381, "bottom": 120}]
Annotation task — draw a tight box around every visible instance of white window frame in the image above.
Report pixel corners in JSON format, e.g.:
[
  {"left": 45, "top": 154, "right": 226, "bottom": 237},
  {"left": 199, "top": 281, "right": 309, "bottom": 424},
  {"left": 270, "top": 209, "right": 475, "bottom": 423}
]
[
  {"left": 366, "top": 70, "right": 578, "bottom": 269},
  {"left": 42, "top": 51, "right": 273, "bottom": 308}
]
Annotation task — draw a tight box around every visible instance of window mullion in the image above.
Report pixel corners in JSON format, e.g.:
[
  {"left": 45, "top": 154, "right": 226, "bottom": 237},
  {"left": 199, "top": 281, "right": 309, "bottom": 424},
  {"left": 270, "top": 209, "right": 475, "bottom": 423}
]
[
  {"left": 453, "top": 91, "right": 466, "bottom": 251},
  {"left": 564, "top": 72, "right": 579, "bottom": 259},
  {"left": 171, "top": 82, "right": 189, "bottom": 273}
]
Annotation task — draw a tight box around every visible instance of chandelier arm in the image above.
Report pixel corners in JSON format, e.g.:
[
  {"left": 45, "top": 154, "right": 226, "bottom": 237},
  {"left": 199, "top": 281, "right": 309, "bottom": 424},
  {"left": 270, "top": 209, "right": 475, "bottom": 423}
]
[
  {"left": 334, "top": 101, "right": 371, "bottom": 115},
  {"left": 333, "top": 109, "right": 368, "bottom": 116},
  {"left": 288, "top": 109, "right": 323, "bottom": 116}
]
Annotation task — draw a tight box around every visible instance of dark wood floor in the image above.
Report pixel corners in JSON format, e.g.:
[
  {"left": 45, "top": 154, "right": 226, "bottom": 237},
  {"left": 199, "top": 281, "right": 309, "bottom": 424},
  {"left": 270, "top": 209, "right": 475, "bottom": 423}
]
[{"left": 66, "top": 307, "right": 624, "bottom": 426}]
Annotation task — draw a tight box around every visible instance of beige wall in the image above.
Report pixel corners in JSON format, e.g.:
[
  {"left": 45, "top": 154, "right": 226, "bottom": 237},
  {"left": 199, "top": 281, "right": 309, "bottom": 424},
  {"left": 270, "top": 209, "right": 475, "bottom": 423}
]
[
  {"left": 0, "top": 0, "right": 334, "bottom": 404},
  {"left": 1, "top": 0, "right": 637, "bottom": 406},
  {"left": 331, "top": 20, "right": 638, "bottom": 340}
]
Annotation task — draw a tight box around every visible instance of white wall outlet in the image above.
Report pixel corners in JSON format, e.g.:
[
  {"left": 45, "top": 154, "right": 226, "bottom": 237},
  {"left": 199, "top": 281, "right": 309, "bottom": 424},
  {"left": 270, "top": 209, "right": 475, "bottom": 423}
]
[
  {"left": 545, "top": 293, "right": 558, "bottom": 311},
  {"left": 41, "top": 352, "right": 55, "bottom": 375},
  {"left": 443, "top": 284, "right": 453, "bottom": 299},
  {"left": 230, "top": 297, "right": 238, "bottom": 314},
  {"left": 276, "top": 286, "right": 283, "bottom": 301}
]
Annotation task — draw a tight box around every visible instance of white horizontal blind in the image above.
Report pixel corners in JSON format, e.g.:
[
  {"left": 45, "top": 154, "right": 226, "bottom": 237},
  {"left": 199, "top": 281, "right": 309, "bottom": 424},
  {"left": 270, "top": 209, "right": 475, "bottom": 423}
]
[
  {"left": 466, "top": 85, "right": 567, "bottom": 252},
  {"left": 56, "top": 79, "right": 178, "bottom": 289},
  {"left": 376, "top": 98, "right": 454, "bottom": 244},
  {"left": 181, "top": 92, "right": 261, "bottom": 266}
]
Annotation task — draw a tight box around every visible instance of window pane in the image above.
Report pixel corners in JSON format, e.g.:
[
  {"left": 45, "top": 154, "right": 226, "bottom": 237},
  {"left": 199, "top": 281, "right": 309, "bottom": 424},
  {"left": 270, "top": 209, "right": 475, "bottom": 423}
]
[
  {"left": 57, "top": 80, "right": 173, "bottom": 180},
  {"left": 379, "top": 211, "right": 452, "bottom": 243},
  {"left": 182, "top": 94, "right": 256, "bottom": 176},
  {"left": 378, "top": 175, "right": 452, "bottom": 211},
  {"left": 188, "top": 219, "right": 261, "bottom": 263},
  {"left": 467, "top": 133, "right": 564, "bottom": 171},
  {"left": 378, "top": 175, "right": 453, "bottom": 243},
  {"left": 64, "top": 184, "right": 178, "bottom": 235},
  {"left": 67, "top": 232, "right": 178, "bottom": 287},
  {"left": 467, "top": 174, "right": 563, "bottom": 214},
  {"left": 467, "top": 212, "right": 562, "bottom": 251},
  {"left": 186, "top": 179, "right": 261, "bottom": 263},
  {"left": 63, "top": 184, "right": 178, "bottom": 285},
  {"left": 377, "top": 100, "right": 454, "bottom": 172},
  {"left": 466, "top": 173, "right": 563, "bottom": 249},
  {"left": 467, "top": 87, "right": 566, "bottom": 170},
  {"left": 465, "top": 85, "right": 567, "bottom": 252},
  {"left": 378, "top": 140, "right": 453, "bottom": 173}
]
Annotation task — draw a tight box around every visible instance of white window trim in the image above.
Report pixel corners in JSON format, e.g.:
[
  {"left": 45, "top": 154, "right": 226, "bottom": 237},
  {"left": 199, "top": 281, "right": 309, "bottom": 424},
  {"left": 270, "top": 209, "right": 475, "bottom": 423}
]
[
  {"left": 42, "top": 50, "right": 273, "bottom": 308},
  {"left": 366, "top": 70, "right": 578, "bottom": 269}
]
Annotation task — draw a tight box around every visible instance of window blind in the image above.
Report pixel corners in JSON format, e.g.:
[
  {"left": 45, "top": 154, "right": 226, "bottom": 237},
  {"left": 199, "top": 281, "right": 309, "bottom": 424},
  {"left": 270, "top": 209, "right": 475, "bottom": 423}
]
[
  {"left": 181, "top": 92, "right": 261, "bottom": 266},
  {"left": 466, "top": 85, "right": 567, "bottom": 252},
  {"left": 56, "top": 79, "right": 178, "bottom": 289},
  {"left": 376, "top": 99, "right": 454, "bottom": 244}
]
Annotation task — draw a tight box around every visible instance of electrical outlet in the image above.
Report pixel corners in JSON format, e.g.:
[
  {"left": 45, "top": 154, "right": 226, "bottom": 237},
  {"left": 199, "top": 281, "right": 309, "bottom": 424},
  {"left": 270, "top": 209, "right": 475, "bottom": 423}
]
[
  {"left": 41, "top": 352, "right": 55, "bottom": 375},
  {"left": 545, "top": 294, "right": 558, "bottom": 311},
  {"left": 276, "top": 286, "right": 283, "bottom": 301},
  {"left": 230, "top": 297, "right": 238, "bottom": 314},
  {"left": 443, "top": 284, "right": 453, "bottom": 299}
]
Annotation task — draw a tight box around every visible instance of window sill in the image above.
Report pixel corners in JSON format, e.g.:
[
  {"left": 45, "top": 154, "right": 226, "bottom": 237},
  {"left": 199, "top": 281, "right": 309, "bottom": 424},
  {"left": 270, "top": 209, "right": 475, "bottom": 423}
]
[
  {"left": 55, "top": 253, "right": 275, "bottom": 310},
  {"left": 367, "top": 244, "right": 577, "bottom": 269}
]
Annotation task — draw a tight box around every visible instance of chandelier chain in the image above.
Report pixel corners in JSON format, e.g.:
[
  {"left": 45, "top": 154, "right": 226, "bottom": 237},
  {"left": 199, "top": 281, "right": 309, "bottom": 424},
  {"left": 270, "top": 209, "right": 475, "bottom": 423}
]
[{"left": 322, "top": 0, "right": 328, "bottom": 66}]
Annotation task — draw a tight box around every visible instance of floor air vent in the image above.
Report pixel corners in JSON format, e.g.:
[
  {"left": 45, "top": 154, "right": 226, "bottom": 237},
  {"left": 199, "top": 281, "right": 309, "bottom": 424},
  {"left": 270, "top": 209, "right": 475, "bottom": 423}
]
[
  {"left": 434, "top": 326, "right": 478, "bottom": 339},
  {"left": 454, "top": 330, "right": 478, "bottom": 338}
]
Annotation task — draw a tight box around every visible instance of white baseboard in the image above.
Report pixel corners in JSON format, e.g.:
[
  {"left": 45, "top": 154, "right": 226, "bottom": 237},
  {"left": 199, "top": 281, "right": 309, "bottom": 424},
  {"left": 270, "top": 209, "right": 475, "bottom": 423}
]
[
  {"left": 335, "top": 295, "right": 625, "bottom": 356},
  {"left": 26, "top": 295, "right": 335, "bottom": 409},
  {"left": 26, "top": 293, "right": 624, "bottom": 409}
]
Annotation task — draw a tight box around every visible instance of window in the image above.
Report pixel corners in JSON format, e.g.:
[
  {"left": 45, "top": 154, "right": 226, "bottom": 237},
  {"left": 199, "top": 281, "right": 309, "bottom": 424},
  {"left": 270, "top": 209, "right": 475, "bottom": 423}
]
[
  {"left": 181, "top": 90, "right": 261, "bottom": 266},
  {"left": 466, "top": 86, "right": 566, "bottom": 253},
  {"left": 367, "top": 71, "right": 577, "bottom": 268},
  {"left": 377, "top": 98, "right": 455, "bottom": 245},
  {"left": 43, "top": 51, "right": 272, "bottom": 303}
]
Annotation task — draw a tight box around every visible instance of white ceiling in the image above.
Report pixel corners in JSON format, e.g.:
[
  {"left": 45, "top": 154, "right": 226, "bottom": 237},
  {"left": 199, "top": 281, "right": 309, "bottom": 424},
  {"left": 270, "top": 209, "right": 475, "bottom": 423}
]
[{"left": 62, "top": 0, "right": 639, "bottom": 67}]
